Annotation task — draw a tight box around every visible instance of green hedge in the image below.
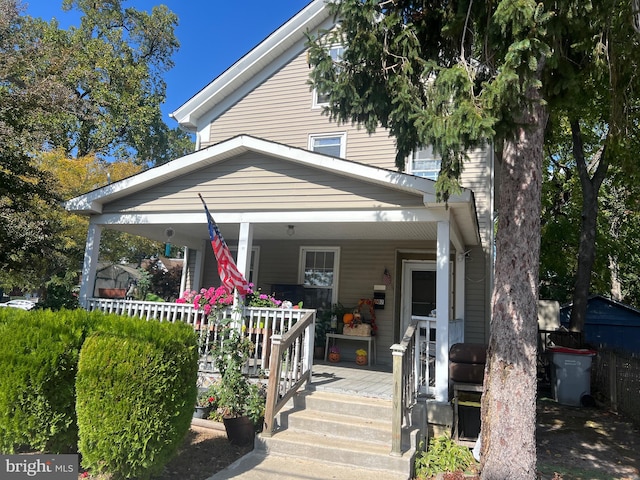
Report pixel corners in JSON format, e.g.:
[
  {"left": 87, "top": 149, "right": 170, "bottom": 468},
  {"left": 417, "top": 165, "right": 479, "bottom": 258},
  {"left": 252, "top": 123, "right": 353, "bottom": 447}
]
[
  {"left": 0, "top": 307, "right": 199, "bottom": 480},
  {"left": 0, "top": 308, "right": 99, "bottom": 453},
  {"left": 76, "top": 320, "right": 198, "bottom": 479}
]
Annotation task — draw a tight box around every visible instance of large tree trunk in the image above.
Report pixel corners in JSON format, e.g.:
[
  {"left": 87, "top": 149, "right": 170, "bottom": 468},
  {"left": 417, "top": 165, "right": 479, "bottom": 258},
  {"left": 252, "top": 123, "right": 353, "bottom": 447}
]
[
  {"left": 480, "top": 99, "right": 547, "bottom": 478},
  {"left": 568, "top": 120, "right": 609, "bottom": 333}
]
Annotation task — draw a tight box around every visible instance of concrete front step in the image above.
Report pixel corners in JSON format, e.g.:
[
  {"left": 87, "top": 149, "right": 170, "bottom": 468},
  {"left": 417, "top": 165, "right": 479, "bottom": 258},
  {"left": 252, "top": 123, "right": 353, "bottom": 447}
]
[
  {"left": 282, "top": 407, "right": 392, "bottom": 443},
  {"left": 256, "top": 429, "right": 412, "bottom": 476},
  {"left": 297, "top": 389, "right": 394, "bottom": 421},
  {"left": 257, "top": 389, "right": 416, "bottom": 479}
]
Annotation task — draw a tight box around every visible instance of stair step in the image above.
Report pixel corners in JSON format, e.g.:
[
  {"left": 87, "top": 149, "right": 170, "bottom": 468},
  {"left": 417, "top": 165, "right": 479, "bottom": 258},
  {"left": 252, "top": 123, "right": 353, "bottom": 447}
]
[
  {"left": 284, "top": 408, "right": 391, "bottom": 444},
  {"left": 260, "top": 389, "right": 421, "bottom": 479},
  {"left": 293, "top": 390, "right": 393, "bottom": 421},
  {"left": 256, "top": 429, "right": 414, "bottom": 476}
]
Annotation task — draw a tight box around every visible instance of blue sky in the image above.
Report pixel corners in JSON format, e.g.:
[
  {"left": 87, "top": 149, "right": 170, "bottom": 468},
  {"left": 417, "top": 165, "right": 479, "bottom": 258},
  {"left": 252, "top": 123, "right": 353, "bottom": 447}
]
[{"left": 25, "top": 0, "right": 311, "bottom": 127}]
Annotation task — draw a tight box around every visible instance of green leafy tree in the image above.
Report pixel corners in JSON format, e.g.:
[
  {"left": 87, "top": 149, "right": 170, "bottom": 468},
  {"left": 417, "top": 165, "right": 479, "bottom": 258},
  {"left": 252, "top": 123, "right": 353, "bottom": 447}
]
[
  {"left": 0, "top": 0, "right": 191, "bottom": 293},
  {"left": 45, "top": 0, "right": 181, "bottom": 163},
  {"left": 145, "top": 258, "right": 182, "bottom": 302},
  {"left": 539, "top": 1, "right": 640, "bottom": 329},
  {"left": 0, "top": 0, "right": 69, "bottom": 278}
]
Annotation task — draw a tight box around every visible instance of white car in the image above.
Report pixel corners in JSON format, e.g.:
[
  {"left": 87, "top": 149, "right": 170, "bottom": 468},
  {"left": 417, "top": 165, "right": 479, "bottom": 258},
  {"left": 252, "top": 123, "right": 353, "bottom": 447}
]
[{"left": 0, "top": 299, "right": 36, "bottom": 310}]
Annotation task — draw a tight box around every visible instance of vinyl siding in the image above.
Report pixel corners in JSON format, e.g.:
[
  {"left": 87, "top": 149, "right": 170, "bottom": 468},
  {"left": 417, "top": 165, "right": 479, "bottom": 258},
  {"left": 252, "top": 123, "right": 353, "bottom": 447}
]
[
  {"left": 103, "top": 152, "right": 423, "bottom": 214},
  {"left": 203, "top": 49, "right": 398, "bottom": 169}
]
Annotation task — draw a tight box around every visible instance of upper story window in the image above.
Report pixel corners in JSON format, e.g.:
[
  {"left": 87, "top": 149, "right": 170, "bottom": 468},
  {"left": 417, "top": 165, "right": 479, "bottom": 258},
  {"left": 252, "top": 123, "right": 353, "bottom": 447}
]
[
  {"left": 313, "top": 45, "right": 344, "bottom": 107},
  {"left": 409, "top": 145, "right": 442, "bottom": 180},
  {"left": 309, "top": 133, "right": 346, "bottom": 158}
]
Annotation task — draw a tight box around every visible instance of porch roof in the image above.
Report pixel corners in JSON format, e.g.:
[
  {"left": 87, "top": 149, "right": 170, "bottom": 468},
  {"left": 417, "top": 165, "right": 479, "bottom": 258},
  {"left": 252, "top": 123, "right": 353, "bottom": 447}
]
[{"left": 64, "top": 135, "right": 481, "bottom": 250}]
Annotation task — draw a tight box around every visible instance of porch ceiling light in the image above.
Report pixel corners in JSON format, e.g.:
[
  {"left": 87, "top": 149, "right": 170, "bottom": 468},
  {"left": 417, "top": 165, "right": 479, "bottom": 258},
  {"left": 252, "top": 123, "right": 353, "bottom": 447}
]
[{"left": 287, "top": 225, "right": 295, "bottom": 236}]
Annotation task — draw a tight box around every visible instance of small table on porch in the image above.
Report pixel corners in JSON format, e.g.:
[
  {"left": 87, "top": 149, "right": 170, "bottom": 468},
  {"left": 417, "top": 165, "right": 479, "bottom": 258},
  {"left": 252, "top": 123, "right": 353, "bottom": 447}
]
[{"left": 324, "top": 333, "right": 376, "bottom": 366}]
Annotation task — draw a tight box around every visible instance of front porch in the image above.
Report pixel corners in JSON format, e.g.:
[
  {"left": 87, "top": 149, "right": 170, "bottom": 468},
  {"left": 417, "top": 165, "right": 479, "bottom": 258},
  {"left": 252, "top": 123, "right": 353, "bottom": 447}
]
[{"left": 86, "top": 298, "right": 465, "bottom": 452}]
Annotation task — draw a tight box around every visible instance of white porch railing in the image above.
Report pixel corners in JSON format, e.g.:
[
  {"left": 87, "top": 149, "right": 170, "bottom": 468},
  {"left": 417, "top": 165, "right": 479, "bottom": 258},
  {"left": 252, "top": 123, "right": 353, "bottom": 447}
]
[
  {"left": 84, "top": 298, "right": 316, "bottom": 375},
  {"left": 410, "top": 316, "right": 465, "bottom": 397},
  {"left": 390, "top": 317, "right": 464, "bottom": 456}
]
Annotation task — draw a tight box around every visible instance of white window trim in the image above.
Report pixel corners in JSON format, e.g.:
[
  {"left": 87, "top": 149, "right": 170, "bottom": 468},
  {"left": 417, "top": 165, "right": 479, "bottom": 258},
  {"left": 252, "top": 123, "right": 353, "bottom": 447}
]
[
  {"left": 308, "top": 132, "right": 347, "bottom": 158},
  {"left": 407, "top": 145, "right": 442, "bottom": 180},
  {"left": 298, "top": 246, "right": 340, "bottom": 307},
  {"left": 312, "top": 87, "right": 328, "bottom": 109},
  {"left": 311, "top": 44, "right": 344, "bottom": 109}
]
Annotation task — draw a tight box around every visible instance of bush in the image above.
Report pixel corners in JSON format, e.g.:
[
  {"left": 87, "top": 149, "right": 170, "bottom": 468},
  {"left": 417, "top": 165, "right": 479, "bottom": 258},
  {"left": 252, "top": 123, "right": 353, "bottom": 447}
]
[
  {"left": 76, "top": 319, "right": 198, "bottom": 479},
  {"left": 0, "top": 308, "right": 99, "bottom": 453},
  {"left": 414, "top": 435, "right": 478, "bottom": 479}
]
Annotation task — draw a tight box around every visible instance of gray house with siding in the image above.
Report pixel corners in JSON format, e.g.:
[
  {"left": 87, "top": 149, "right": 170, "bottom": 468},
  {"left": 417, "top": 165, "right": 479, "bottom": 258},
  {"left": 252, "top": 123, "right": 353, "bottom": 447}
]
[{"left": 66, "top": 0, "right": 495, "bottom": 404}]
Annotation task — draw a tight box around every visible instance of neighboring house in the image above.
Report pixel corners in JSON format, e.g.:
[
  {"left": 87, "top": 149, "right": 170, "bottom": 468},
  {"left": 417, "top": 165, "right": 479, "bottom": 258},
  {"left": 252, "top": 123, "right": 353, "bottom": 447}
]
[
  {"left": 65, "top": 0, "right": 496, "bottom": 403},
  {"left": 560, "top": 295, "right": 640, "bottom": 355},
  {"left": 94, "top": 263, "right": 141, "bottom": 298}
]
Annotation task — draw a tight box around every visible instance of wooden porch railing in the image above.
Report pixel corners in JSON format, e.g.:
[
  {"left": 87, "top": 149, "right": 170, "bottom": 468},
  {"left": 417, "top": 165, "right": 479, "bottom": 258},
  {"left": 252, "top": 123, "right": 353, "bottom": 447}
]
[
  {"left": 262, "top": 309, "right": 316, "bottom": 437},
  {"left": 390, "top": 321, "right": 418, "bottom": 456}
]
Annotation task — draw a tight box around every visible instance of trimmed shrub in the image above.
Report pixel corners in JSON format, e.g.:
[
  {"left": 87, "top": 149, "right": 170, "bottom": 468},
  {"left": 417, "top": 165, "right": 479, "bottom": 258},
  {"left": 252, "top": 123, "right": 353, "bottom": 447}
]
[
  {"left": 0, "top": 308, "right": 99, "bottom": 453},
  {"left": 76, "top": 319, "right": 198, "bottom": 479}
]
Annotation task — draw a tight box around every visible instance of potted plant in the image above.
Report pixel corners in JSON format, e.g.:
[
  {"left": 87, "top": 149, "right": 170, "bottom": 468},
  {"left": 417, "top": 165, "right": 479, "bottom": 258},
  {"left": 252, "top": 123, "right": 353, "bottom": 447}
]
[
  {"left": 178, "top": 285, "right": 266, "bottom": 444},
  {"left": 314, "top": 309, "right": 332, "bottom": 358},
  {"left": 212, "top": 314, "right": 266, "bottom": 445},
  {"left": 194, "top": 390, "right": 217, "bottom": 419}
]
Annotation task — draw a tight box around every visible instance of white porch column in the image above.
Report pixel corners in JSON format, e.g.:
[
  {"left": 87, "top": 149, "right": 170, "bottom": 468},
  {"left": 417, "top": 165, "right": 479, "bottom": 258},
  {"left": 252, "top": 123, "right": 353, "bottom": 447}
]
[
  {"left": 435, "top": 220, "right": 451, "bottom": 402},
  {"left": 180, "top": 247, "right": 189, "bottom": 295},
  {"left": 455, "top": 251, "right": 466, "bottom": 322},
  {"left": 193, "top": 240, "right": 206, "bottom": 290},
  {"left": 79, "top": 221, "right": 102, "bottom": 308},
  {"left": 235, "top": 222, "right": 254, "bottom": 282}
]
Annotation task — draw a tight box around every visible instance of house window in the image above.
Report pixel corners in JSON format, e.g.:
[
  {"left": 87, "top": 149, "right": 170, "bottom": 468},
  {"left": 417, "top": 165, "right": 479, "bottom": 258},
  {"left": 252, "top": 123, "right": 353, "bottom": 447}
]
[
  {"left": 313, "top": 45, "right": 344, "bottom": 107},
  {"left": 309, "top": 133, "right": 346, "bottom": 158},
  {"left": 299, "top": 247, "right": 340, "bottom": 311},
  {"left": 409, "top": 145, "right": 442, "bottom": 180}
]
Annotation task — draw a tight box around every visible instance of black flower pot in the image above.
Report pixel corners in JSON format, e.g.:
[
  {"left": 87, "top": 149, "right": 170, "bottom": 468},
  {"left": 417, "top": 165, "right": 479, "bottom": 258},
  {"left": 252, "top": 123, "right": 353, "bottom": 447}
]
[
  {"left": 223, "top": 415, "right": 255, "bottom": 446},
  {"left": 193, "top": 406, "right": 212, "bottom": 419}
]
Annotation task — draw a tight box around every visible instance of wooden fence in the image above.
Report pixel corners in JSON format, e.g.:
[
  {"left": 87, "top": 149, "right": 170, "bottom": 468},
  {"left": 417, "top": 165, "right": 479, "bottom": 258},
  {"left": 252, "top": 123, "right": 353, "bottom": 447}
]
[{"left": 592, "top": 349, "right": 640, "bottom": 427}]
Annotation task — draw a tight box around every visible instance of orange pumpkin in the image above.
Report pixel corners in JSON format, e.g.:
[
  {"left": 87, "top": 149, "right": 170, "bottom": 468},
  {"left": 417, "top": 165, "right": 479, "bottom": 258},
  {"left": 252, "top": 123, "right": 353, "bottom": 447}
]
[{"left": 342, "top": 313, "right": 354, "bottom": 324}]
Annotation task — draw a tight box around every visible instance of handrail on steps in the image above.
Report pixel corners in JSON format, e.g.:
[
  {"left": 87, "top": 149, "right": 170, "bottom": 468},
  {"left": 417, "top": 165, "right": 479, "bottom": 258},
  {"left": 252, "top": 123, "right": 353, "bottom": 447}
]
[
  {"left": 262, "top": 309, "right": 316, "bottom": 437},
  {"left": 390, "top": 320, "right": 419, "bottom": 456}
]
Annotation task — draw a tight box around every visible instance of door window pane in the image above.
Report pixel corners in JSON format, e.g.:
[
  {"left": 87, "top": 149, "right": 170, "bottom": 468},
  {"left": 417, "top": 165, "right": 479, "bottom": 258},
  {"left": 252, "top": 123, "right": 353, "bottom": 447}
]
[{"left": 411, "top": 270, "right": 436, "bottom": 316}]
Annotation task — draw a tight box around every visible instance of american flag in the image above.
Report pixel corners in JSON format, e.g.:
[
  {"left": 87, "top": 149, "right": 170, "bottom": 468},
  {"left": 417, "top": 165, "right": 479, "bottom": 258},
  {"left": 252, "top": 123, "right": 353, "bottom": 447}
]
[{"left": 200, "top": 197, "right": 250, "bottom": 296}]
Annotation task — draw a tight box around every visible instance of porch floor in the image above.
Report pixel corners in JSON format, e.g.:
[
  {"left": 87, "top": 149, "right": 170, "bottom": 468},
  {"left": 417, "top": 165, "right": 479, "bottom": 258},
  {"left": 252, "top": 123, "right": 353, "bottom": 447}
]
[{"left": 309, "top": 361, "right": 393, "bottom": 399}]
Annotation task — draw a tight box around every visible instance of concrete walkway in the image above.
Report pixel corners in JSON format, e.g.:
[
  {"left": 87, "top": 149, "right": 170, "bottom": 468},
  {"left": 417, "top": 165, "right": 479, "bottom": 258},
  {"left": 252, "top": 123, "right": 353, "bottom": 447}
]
[{"left": 206, "top": 451, "right": 408, "bottom": 480}]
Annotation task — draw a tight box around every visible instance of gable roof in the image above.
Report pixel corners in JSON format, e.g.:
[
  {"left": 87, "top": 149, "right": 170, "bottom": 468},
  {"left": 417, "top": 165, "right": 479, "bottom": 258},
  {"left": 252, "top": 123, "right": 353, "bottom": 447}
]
[
  {"left": 64, "top": 135, "right": 480, "bottom": 247},
  {"left": 560, "top": 295, "right": 640, "bottom": 319},
  {"left": 65, "top": 134, "right": 471, "bottom": 214},
  {"left": 170, "top": 0, "right": 329, "bottom": 131}
]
